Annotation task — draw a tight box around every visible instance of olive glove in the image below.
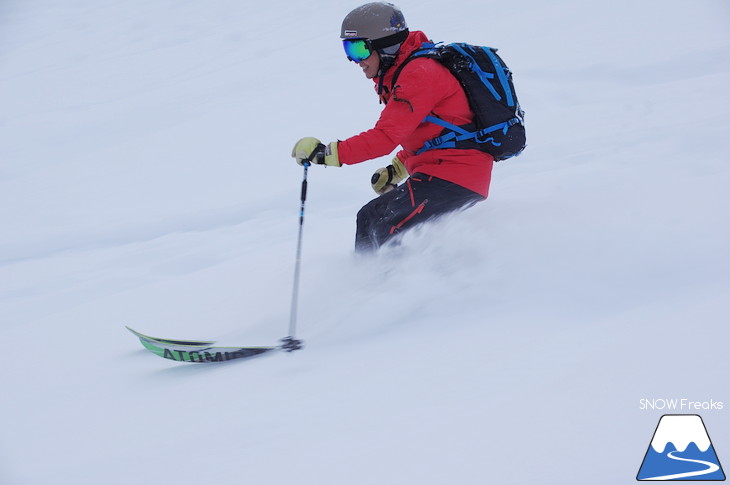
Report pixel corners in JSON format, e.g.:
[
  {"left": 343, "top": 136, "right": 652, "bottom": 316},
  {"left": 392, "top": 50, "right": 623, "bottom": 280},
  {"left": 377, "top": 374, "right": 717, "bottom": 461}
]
[
  {"left": 371, "top": 156, "right": 408, "bottom": 194},
  {"left": 291, "top": 137, "right": 341, "bottom": 167}
]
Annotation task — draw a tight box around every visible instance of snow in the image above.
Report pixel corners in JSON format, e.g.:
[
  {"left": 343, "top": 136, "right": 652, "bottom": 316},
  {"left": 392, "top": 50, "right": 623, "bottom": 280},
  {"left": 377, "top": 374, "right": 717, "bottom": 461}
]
[
  {"left": 1, "top": 0, "right": 729, "bottom": 483},
  {"left": 651, "top": 415, "right": 712, "bottom": 453}
]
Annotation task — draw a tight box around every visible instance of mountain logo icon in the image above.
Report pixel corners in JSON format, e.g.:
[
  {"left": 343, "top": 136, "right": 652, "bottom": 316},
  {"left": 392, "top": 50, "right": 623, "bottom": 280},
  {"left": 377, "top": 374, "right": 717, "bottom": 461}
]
[{"left": 637, "top": 414, "right": 726, "bottom": 481}]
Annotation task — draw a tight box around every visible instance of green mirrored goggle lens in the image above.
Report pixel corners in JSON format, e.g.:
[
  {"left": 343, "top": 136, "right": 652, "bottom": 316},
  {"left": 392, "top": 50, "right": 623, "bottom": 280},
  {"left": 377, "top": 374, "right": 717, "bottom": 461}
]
[{"left": 343, "top": 39, "right": 371, "bottom": 62}]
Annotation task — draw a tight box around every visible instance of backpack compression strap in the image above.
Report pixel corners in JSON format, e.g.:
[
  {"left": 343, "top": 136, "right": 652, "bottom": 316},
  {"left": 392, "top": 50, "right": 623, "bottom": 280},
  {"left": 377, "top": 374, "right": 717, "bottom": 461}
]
[{"left": 448, "top": 44, "right": 502, "bottom": 103}]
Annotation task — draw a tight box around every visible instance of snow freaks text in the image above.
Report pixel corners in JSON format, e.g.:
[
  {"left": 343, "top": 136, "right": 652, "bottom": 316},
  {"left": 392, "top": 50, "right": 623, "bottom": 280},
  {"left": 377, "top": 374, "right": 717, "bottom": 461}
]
[{"left": 639, "top": 399, "right": 724, "bottom": 411}]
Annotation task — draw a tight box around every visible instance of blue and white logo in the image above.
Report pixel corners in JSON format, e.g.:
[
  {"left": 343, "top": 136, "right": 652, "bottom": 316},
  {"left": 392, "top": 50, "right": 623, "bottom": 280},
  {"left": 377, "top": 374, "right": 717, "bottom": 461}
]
[{"left": 637, "top": 414, "right": 725, "bottom": 481}]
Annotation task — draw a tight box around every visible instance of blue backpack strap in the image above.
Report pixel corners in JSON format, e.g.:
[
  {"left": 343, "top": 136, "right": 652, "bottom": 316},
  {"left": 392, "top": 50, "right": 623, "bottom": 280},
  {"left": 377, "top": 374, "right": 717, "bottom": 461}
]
[
  {"left": 450, "top": 44, "right": 501, "bottom": 102},
  {"left": 409, "top": 42, "right": 442, "bottom": 59},
  {"left": 481, "top": 47, "right": 515, "bottom": 107},
  {"left": 476, "top": 117, "right": 521, "bottom": 138},
  {"left": 416, "top": 116, "right": 467, "bottom": 153},
  {"left": 418, "top": 116, "right": 522, "bottom": 154},
  {"left": 423, "top": 115, "right": 470, "bottom": 136}
]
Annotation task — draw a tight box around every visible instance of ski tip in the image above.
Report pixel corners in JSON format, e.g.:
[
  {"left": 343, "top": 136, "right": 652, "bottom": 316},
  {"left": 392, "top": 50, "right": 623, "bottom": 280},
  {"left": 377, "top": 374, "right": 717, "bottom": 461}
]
[
  {"left": 125, "top": 326, "right": 217, "bottom": 347},
  {"left": 125, "top": 326, "right": 144, "bottom": 339}
]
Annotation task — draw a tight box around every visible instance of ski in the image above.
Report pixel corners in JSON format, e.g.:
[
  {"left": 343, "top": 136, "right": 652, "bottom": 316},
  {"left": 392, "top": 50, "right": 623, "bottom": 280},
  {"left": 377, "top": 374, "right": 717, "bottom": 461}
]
[{"left": 126, "top": 326, "right": 280, "bottom": 363}]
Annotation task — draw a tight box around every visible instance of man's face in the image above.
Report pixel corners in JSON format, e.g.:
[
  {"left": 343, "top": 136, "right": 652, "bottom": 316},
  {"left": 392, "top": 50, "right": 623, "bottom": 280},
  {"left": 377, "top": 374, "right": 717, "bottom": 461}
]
[{"left": 358, "top": 50, "right": 380, "bottom": 79}]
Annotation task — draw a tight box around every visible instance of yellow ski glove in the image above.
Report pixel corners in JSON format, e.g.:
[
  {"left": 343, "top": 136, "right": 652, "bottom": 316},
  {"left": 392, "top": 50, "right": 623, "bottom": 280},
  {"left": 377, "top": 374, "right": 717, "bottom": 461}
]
[
  {"left": 291, "top": 137, "right": 341, "bottom": 167},
  {"left": 371, "top": 156, "right": 408, "bottom": 194}
]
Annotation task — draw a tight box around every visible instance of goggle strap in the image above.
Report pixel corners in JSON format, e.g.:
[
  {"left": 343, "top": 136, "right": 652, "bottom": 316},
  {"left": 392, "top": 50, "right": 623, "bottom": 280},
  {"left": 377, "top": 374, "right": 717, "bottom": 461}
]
[{"left": 369, "top": 29, "right": 409, "bottom": 51}]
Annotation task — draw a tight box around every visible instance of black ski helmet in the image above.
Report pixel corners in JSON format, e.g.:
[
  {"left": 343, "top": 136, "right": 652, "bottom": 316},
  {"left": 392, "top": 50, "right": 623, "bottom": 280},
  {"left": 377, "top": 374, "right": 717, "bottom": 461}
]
[{"left": 340, "top": 2, "right": 409, "bottom": 51}]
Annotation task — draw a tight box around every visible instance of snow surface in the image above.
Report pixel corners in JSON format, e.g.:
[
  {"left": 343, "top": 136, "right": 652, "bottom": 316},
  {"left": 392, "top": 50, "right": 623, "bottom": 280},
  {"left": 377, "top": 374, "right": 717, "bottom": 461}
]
[{"left": 2, "top": 0, "right": 729, "bottom": 483}]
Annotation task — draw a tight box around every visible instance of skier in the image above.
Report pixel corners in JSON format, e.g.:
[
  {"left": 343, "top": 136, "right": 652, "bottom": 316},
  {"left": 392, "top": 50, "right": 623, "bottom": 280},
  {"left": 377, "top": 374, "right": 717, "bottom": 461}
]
[{"left": 291, "top": 2, "right": 493, "bottom": 252}]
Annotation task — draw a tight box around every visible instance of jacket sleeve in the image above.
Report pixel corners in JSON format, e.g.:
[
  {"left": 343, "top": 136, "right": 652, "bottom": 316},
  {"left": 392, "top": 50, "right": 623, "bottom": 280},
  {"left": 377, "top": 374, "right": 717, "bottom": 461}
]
[
  {"left": 395, "top": 148, "right": 411, "bottom": 165},
  {"left": 337, "top": 59, "right": 450, "bottom": 165}
]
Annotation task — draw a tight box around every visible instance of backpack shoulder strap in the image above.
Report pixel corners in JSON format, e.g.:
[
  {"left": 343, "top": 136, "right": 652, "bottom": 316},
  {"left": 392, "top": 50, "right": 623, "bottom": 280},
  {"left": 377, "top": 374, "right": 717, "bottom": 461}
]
[{"left": 390, "top": 42, "right": 443, "bottom": 90}]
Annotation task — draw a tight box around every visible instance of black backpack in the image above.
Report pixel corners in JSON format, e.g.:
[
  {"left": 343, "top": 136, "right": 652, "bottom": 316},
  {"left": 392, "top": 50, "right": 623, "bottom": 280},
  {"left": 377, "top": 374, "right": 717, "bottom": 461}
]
[{"left": 391, "top": 42, "right": 526, "bottom": 161}]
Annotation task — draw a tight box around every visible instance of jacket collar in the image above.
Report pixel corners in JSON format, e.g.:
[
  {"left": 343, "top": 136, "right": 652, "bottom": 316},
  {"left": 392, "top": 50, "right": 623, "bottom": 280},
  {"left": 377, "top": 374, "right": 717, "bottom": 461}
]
[{"left": 374, "top": 30, "right": 430, "bottom": 103}]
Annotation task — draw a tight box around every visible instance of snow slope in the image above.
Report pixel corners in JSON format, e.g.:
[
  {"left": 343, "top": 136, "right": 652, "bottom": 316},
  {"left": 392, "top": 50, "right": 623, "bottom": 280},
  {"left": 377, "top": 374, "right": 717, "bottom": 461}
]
[{"left": 1, "top": 0, "right": 729, "bottom": 483}]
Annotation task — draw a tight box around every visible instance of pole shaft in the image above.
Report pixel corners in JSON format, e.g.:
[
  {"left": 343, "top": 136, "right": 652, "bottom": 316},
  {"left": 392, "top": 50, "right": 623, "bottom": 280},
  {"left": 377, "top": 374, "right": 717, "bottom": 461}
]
[{"left": 288, "top": 162, "right": 309, "bottom": 338}]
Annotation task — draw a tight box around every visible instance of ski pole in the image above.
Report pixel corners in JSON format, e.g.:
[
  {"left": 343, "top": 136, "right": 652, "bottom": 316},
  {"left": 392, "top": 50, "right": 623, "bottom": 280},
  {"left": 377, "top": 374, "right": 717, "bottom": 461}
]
[{"left": 281, "top": 162, "right": 309, "bottom": 352}]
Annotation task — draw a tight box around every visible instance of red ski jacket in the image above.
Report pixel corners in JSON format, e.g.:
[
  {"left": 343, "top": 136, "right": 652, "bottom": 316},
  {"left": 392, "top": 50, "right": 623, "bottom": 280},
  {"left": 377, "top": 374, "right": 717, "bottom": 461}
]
[{"left": 337, "top": 30, "right": 493, "bottom": 197}]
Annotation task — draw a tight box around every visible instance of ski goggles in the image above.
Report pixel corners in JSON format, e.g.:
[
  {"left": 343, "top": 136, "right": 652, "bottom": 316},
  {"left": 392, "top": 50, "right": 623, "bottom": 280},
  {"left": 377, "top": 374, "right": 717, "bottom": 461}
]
[{"left": 343, "top": 38, "right": 372, "bottom": 62}]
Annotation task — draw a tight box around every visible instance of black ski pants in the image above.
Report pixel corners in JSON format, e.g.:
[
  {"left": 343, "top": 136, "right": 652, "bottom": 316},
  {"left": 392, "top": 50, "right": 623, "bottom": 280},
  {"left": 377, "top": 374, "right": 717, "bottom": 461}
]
[{"left": 355, "top": 173, "right": 485, "bottom": 252}]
